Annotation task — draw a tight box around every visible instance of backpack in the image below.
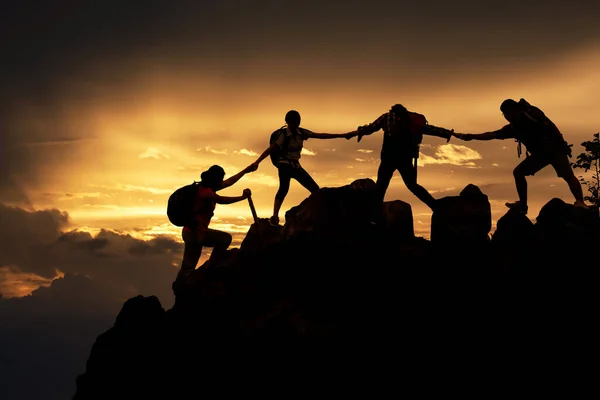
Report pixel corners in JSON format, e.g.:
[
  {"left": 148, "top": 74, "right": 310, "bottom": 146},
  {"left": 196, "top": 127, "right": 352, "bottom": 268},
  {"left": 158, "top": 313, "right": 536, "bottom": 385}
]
[
  {"left": 387, "top": 109, "right": 429, "bottom": 160},
  {"left": 269, "top": 126, "right": 291, "bottom": 166},
  {"left": 167, "top": 181, "right": 200, "bottom": 227},
  {"left": 512, "top": 98, "right": 569, "bottom": 158}
]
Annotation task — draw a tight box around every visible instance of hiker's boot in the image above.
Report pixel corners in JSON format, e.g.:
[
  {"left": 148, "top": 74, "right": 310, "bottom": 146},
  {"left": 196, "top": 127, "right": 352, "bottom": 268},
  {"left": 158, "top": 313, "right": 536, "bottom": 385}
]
[
  {"left": 505, "top": 201, "right": 528, "bottom": 215},
  {"left": 574, "top": 200, "right": 591, "bottom": 209}
]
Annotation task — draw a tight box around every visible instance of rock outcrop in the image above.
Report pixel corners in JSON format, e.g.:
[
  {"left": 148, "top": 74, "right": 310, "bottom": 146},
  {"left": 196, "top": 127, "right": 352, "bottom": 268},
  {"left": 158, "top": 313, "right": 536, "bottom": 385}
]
[{"left": 73, "top": 180, "right": 599, "bottom": 399}]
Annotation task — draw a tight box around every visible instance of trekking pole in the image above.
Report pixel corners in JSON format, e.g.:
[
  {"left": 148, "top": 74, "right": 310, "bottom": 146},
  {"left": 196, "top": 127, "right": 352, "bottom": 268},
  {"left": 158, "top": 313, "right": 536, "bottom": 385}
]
[{"left": 247, "top": 195, "right": 258, "bottom": 224}]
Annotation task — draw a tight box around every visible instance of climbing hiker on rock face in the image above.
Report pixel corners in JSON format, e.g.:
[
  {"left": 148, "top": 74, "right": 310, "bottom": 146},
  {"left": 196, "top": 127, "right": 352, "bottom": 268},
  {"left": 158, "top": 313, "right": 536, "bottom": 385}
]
[
  {"left": 346, "top": 103, "right": 454, "bottom": 224},
  {"left": 176, "top": 164, "right": 256, "bottom": 281},
  {"left": 453, "top": 98, "right": 590, "bottom": 215},
  {"left": 250, "top": 109, "right": 355, "bottom": 226}
]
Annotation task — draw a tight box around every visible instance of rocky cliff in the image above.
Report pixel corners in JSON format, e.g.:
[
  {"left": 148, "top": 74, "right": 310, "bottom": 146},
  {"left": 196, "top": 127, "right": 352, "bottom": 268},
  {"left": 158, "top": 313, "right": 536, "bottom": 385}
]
[{"left": 73, "top": 179, "right": 599, "bottom": 399}]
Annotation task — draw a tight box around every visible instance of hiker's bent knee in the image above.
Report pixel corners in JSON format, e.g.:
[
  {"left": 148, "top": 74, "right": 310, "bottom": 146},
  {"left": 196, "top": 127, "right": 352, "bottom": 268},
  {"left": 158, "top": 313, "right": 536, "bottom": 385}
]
[
  {"left": 513, "top": 165, "right": 528, "bottom": 178},
  {"left": 220, "top": 231, "right": 232, "bottom": 246}
]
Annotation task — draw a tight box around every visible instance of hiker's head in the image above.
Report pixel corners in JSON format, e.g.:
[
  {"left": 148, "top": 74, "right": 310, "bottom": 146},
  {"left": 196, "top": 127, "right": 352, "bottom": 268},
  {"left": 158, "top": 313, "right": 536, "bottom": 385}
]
[
  {"left": 500, "top": 99, "right": 520, "bottom": 122},
  {"left": 390, "top": 104, "right": 408, "bottom": 115},
  {"left": 201, "top": 165, "right": 225, "bottom": 189},
  {"left": 285, "top": 110, "right": 301, "bottom": 129}
]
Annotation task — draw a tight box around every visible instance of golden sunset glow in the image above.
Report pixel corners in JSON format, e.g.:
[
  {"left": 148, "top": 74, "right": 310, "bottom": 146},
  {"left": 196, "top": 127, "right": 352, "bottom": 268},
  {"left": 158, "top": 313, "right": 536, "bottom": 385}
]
[
  {"left": 3, "top": 3, "right": 600, "bottom": 397},
  {"left": 21, "top": 43, "right": 599, "bottom": 246}
]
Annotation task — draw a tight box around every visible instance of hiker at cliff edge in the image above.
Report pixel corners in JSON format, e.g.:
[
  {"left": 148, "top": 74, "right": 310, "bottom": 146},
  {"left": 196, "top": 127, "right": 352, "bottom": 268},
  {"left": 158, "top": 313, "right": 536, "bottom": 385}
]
[
  {"left": 453, "top": 98, "right": 589, "bottom": 214},
  {"left": 177, "top": 164, "right": 256, "bottom": 280},
  {"left": 250, "top": 110, "right": 355, "bottom": 226},
  {"left": 347, "top": 103, "right": 454, "bottom": 221}
]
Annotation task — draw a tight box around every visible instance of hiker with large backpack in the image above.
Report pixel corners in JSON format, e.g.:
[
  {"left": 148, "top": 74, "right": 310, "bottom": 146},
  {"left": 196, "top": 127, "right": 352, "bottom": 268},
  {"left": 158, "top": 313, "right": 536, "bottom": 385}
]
[
  {"left": 173, "top": 164, "right": 256, "bottom": 280},
  {"left": 347, "top": 103, "right": 454, "bottom": 222},
  {"left": 453, "top": 98, "right": 589, "bottom": 214},
  {"left": 249, "top": 109, "right": 355, "bottom": 226}
]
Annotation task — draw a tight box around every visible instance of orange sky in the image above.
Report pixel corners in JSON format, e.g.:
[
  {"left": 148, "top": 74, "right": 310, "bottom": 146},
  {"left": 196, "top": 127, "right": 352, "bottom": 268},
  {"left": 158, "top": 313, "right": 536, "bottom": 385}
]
[
  {"left": 12, "top": 43, "right": 600, "bottom": 241},
  {"left": 4, "top": 4, "right": 600, "bottom": 398},
  {"left": 1, "top": 2, "right": 600, "bottom": 301}
]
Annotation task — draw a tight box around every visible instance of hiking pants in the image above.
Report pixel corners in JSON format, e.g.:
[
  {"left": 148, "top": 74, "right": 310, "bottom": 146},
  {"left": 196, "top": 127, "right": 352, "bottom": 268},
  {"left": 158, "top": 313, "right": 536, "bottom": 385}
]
[
  {"left": 375, "top": 156, "right": 436, "bottom": 210},
  {"left": 180, "top": 228, "right": 232, "bottom": 275},
  {"left": 275, "top": 162, "right": 320, "bottom": 200}
]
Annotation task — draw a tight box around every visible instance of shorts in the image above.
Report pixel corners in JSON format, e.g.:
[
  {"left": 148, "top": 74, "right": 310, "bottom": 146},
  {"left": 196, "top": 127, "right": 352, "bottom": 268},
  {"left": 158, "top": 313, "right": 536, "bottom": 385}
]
[{"left": 516, "top": 151, "right": 572, "bottom": 178}]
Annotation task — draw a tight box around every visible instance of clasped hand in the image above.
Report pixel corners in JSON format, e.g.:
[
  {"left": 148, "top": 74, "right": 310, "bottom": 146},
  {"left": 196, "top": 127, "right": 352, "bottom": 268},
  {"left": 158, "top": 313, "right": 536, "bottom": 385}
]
[
  {"left": 246, "top": 162, "right": 259, "bottom": 172},
  {"left": 453, "top": 132, "right": 472, "bottom": 141}
]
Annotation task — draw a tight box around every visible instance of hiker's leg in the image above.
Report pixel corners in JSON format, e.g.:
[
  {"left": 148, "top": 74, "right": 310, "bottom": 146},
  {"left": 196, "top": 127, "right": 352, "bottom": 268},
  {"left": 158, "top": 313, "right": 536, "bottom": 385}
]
[
  {"left": 273, "top": 164, "right": 293, "bottom": 219},
  {"left": 375, "top": 159, "right": 395, "bottom": 204},
  {"left": 291, "top": 166, "right": 320, "bottom": 194},
  {"left": 565, "top": 173, "right": 585, "bottom": 203},
  {"left": 202, "top": 228, "right": 233, "bottom": 268},
  {"left": 372, "top": 159, "right": 395, "bottom": 223},
  {"left": 551, "top": 153, "right": 585, "bottom": 202},
  {"left": 513, "top": 154, "right": 548, "bottom": 207},
  {"left": 398, "top": 159, "right": 437, "bottom": 210},
  {"left": 179, "top": 228, "right": 202, "bottom": 277}
]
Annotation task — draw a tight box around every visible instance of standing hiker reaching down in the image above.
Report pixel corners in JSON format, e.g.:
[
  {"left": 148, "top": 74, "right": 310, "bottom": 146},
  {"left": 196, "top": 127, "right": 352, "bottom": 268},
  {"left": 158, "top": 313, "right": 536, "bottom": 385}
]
[
  {"left": 453, "top": 98, "right": 589, "bottom": 215},
  {"left": 177, "top": 164, "right": 256, "bottom": 280},
  {"left": 250, "top": 109, "right": 355, "bottom": 226},
  {"left": 346, "top": 103, "right": 454, "bottom": 222}
]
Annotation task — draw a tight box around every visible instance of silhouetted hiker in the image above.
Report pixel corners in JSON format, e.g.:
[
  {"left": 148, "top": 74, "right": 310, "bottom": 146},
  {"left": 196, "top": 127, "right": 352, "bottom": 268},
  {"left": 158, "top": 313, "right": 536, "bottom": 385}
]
[
  {"left": 347, "top": 104, "right": 454, "bottom": 222},
  {"left": 176, "top": 164, "right": 256, "bottom": 281},
  {"left": 250, "top": 110, "right": 355, "bottom": 226},
  {"left": 453, "top": 98, "right": 589, "bottom": 214}
]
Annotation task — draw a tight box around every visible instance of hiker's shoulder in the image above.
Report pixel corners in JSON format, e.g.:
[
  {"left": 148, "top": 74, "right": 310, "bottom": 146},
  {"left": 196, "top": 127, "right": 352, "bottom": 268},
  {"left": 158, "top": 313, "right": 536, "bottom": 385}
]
[{"left": 298, "top": 127, "right": 313, "bottom": 136}]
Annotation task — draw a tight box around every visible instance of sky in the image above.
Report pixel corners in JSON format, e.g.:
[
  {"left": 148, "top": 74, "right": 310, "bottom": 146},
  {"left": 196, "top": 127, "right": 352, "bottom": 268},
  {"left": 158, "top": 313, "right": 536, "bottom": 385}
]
[{"left": 1, "top": 0, "right": 599, "bottom": 398}]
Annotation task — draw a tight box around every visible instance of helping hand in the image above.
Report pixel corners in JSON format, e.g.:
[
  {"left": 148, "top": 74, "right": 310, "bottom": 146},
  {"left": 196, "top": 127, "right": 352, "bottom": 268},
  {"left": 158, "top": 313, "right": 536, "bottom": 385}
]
[
  {"left": 246, "top": 162, "right": 259, "bottom": 172},
  {"left": 344, "top": 131, "right": 357, "bottom": 140},
  {"left": 454, "top": 132, "right": 472, "bottom": 141},
  {"left": 243, "top": 188, "right": 252, "bottom": 198}
]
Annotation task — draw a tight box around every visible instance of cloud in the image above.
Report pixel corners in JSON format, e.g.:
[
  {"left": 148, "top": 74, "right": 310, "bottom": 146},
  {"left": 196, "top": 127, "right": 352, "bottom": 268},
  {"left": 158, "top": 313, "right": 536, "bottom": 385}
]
[
  {"left": 419, "top": 144, "right": 483, "bottom": 168},
  {"left": 357, "top": 149, "right": 374, "bottom": 153},
  {"left": 301, "top": 148, "right": 316, "bottom": 156},
  {"left": 197, "top": 146, "right": 228, "bottom": 155},
  {"left": 0, "top": 207, "right": 183, "bottom": 400},
  {"left": 354, "top": 156, "right": 378, "bottom": 163},
  {"left": 0, "top": 203, "right": 181, "bottom": 304},
  {"left": 234, "top": 148, "right": 258, "bottom": 156},
  {"left": 138, "top": 147, "right": 170, "bottom": 160},
  {"left": 0, "top": 266, "right": 56, "bottom": 298}
]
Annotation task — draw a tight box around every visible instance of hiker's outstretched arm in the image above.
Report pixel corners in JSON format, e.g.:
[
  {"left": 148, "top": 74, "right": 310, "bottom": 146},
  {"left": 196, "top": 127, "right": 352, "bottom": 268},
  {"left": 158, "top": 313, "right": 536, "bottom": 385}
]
[
  {"left": 356, "top": 114, "right": 386, "bottom": 142},
  {"left": 219, "top": 166, "right": 254, "bottom": 190},
  {"left": 251, "top": 143, "right": 278, "bottom": 168},
  {"left": 424, "top": 125, "right": 454, "bottom": 142},
  {"left": 205, "top": 189, "right": 251, "bottom": 205},
  {"left": 311, "top": 132, "right": 353, "bottom": 139},
  {"left": 455, "top": 128, "right": 509, "bottom": 141}
]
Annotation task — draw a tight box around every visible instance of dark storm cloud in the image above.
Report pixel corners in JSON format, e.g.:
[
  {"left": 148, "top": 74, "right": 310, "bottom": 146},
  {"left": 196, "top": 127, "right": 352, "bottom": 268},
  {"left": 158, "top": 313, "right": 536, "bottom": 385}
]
[
  {"left": 4, "top": 0, "right": 600, "bottom": 97},
  {"left": 0, "top": 204, "right": 181, "bottom": 304},
  {"left": 0, "top": 206, "right": 206, "bottom": 400}
]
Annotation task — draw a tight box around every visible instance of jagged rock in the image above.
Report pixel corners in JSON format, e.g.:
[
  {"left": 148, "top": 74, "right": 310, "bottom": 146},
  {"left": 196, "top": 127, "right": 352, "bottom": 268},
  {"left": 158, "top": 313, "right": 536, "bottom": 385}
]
[
  {"left": 535, "top": 197, "right": 600, "bottom": 246},
  {"left": 283, "top": 178, "right": 414, "bottom": 244},
  {"left": 490, "top": 208, "right": 536, "bottom": 272},
  {"left": 381, "top": 200, "right": 414, "bottom": 240},
  {"left": 239, "top": 218, "right": 283, "bottom": 254},
  {"left": 73, "top": 296, "right": 167, "bottom": 400},
  {"left": 73, "top": 183, "right": 598, "bottom": 399},
  {"left": 431, "top": 183, "right": 492, "bottom": 248}
]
